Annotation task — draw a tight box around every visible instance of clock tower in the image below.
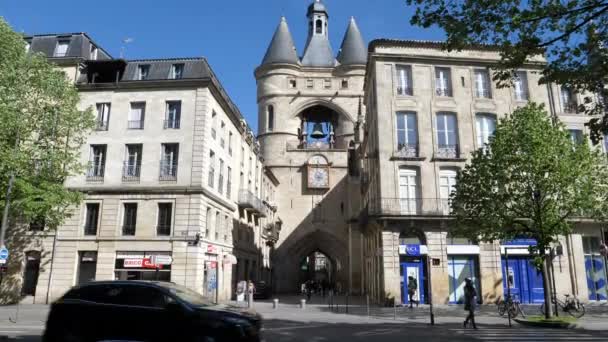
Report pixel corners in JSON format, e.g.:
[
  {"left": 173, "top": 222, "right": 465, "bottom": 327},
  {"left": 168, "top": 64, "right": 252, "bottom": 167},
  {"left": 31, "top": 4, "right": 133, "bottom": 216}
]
[{"left": 255, "top": 0, "right": 367, "bottom": 293}]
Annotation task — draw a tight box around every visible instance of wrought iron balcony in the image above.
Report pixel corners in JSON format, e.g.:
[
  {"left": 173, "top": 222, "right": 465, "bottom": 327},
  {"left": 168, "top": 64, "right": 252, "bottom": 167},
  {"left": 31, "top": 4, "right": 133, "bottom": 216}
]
[
  {"left": 435, "top": 144, "right": 460, "bottom": 159},
  {"left": 367, "top": 197, "right": 452, "bottom": 217},
  {"left": 86, "top": 162, "right": 105, "bottom": 182},
  {"left": 435, "top": 87, "right": 452, "bottom": 97},
  {"left": 397, "top": 86, "right": 413, "bottom": 96},
  {"left": 395, "top": 143, "right": 419, "bottom": 158},
  {"left": 563, "top": 102, "right": 579, "bottom": 113},
  {"left": 476, "top": 89, "right": 492, "bottom": 99},
  {"left": 122, "top": 163, "right": 141, "bottom": 182},
  {"left": 238, "top": 189, "right": 266, "bottom": 217},
  {"left": 159, "top": 162, "right": 178, "bottom": 181}
]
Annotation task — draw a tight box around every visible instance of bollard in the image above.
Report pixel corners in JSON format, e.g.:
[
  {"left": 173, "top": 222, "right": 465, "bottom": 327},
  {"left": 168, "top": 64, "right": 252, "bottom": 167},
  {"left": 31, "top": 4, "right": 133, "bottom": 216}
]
[
  {"left": 366, "top": 294, "right": 370, "bottom": 317},
  {"left": 300, "top": 299, "right": 306, "bottom": 310},
  {"left": 247, "top": 293, "right": 253, "bottom": 308},
  {"left": 273, "top": 298, "right": 279, "bottom": 309}
]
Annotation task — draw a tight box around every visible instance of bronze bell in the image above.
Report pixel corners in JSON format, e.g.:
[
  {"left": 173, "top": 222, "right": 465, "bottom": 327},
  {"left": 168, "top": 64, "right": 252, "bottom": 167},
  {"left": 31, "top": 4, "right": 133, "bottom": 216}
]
[{"left": 310, "top": 122, "right": 327, "bottom": 139}]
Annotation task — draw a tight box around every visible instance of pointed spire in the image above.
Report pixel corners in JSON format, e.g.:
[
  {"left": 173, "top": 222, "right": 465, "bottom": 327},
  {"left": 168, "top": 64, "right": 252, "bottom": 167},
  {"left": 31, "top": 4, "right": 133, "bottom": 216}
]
[
  {"left": 301, "top": 0, "right": 336, "bottom": 67},
  {"left": 337, "top": 17, "right": 367, "bottom": 66},
  {"left": 261, "top": 17, "right": 300, "bottom": 66}
]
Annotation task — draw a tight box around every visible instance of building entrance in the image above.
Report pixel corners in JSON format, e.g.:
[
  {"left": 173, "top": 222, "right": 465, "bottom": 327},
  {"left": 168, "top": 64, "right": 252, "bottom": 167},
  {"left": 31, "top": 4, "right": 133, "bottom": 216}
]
[
  {"left": 400, "top": 256, "right": 426, "bottom": 305},
  {"left": 501, "top": 256, "right": 544, "bottom": 303},
  {"left": 299, "top": 251, "right": 334, "bottom": 293}
]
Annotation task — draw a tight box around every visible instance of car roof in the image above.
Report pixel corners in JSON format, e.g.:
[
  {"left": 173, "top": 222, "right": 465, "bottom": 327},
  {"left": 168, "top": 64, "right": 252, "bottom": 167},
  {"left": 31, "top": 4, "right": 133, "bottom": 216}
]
[{"left": 73, "top": 280, "right": 172, "bottom": 289}]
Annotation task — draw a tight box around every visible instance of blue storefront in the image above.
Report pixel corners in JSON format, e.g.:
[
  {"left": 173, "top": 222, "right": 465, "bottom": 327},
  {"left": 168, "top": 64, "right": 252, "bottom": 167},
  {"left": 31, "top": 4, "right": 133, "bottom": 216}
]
[
  {"left": 501, "top": 239, "right": 545, "bottom": 304},
  {"left": 583, "top": 236, "right": 608, "bottom": 301},
  {"left": 399, "top": 244, "right": 427, "bottom": 305}
]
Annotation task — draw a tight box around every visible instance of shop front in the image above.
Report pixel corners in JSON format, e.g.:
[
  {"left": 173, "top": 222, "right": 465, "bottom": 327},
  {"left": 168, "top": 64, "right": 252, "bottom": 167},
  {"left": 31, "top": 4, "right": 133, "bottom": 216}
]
[
  {"left": 114, "top": 252, "right": 172, "bottom": 282},
  {"left": 501, "top": 239, "right": 544, "bottom": 304},
  {"left": 398, "top": 244, "right": 428, "bottom": 305},
  {"left": 446, "top": 243, "right": 481, "bottom": 304},
  {"left": 583, "top": 235, "right": 608, "bottom": 301}
]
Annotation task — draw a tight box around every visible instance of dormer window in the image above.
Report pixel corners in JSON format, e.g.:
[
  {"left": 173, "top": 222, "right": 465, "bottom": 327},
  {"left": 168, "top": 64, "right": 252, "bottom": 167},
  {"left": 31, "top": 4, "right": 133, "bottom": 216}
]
[
  {"left": 137, "top": 65, "right": 150, "bottom": 80},
  {"left": 54, "top": 39, "right": 70, "bottom": 57},
  {"left": 341, "top": 79, "right": 348, "bottom": 89},
  {"left": 289, "top": 79, "right": 297, "bottom": 88},
  {"left": 170, "top": 64, "right": 184, "bottom": 79},
  {"left": 89, "top": 45, "right": 98, "bottom": 60}
]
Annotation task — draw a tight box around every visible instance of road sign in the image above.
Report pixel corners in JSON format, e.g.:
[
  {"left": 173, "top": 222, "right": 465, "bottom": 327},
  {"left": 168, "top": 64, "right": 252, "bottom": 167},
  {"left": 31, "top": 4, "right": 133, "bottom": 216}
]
[
  {"left": 0, "top": 247, "right": 9, "bottom": 262},
  {"left": 151, "top": 255, "right": 173, "bottom": 266}
]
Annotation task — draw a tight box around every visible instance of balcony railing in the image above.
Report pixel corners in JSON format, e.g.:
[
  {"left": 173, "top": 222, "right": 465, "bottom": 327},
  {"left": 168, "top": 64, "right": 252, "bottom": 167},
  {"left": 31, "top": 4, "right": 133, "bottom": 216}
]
[
  {"left": 238, "top": 189, "right": 266, "bottom": 217},
  {"left": 95, "top": 120, "right": 109, "bottom": 131},
  {"left": 86, "top": 162, "right": 105, "bottom": 182},
  {"left": 476, "top": 89, "right": 492, "bottom": 99},
  {"left": 395, "top": 143, "right": 419, "bottom": 158},
  {"left": 122, "top": 163, "right": 141, "bottom": 182},
  {"left": 563, "top": 102, "right": 579, "bottom": 113},
  {"left": 159, "top": 162, "right": 178, "bottom": 181},
  {"left": 435, "top": 144, "right": 460, "bottom": 159},
  {"left": 122, "top": 225, "right": 136, "bottom": 236},
  {"left": 435, "top": 87, "right": 452, "bottom": 97},
  {"left": 367, "top": 198, "right": 451, "bottom": 217},
  {"left": 397, "top": 86, "right": 413, "bottom": 96},
  {"left": 163, "top": 119, "right": 180, "bottom": 129},
  {"left": 128, "top": 120, "right": 144, "bottom": 129},
  {"left": 156, "top": 225, "right": 171, "bottom": 236}
]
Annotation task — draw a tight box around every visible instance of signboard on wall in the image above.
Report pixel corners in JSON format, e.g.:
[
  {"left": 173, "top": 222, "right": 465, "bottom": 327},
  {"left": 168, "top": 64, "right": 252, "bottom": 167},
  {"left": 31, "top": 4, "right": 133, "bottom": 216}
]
[
  {"left": 207, "top": 244, "right": 218, "bottom": 254},
  {"left": 124, "top": 259, "right": 143, "bottom": 268}
]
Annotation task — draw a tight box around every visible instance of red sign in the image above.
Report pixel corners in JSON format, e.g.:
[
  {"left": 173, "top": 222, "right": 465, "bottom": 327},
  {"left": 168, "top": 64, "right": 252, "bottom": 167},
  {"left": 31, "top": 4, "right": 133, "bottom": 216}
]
[
  {"left": 207, "top": 261, "right": 218, "bottom": 269},
  {"left": 124, "top": 259, "right": 143, "bottom": 268},
  {"left": 142, "top": 258, "right": 158, "bottom": 269},
  {"left": 207, "top": 244, "right": 217, "bottom": 254}
]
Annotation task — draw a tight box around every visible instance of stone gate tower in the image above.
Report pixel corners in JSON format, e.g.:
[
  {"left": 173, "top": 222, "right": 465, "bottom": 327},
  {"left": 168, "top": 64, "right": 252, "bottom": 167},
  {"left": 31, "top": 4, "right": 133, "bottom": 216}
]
[{"left": 255, "top": 0, "right": 367, "bottom": 293}]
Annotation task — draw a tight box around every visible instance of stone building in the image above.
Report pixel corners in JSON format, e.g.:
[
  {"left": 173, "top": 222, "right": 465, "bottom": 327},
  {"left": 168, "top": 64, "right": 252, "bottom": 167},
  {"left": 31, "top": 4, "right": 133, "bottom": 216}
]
[
  {"left": 3, "top": 32, "right": 279, "bottom": 303},
  {"left": 255, "top": 0, "right": 367, "bottom": 293},
  {"left": 360, "top": 38, "right": 608, "bottom": 305}
]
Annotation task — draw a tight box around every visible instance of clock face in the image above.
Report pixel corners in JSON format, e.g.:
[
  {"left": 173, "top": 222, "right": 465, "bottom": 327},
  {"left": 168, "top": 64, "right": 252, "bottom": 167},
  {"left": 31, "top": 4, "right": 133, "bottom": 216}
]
[{"left": 308, "top": 167, "right": 329, "bottom": 188}]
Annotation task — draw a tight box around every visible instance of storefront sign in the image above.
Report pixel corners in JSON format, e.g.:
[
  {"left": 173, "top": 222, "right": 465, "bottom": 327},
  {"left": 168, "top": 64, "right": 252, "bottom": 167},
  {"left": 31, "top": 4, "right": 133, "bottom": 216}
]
[
  {"left": 503, "top": 238, "right": 537, "bottom": 246},
  {"left": 151, "top": 255, "right": 173, "bottom": 265},
  {"left": 124, "top": 259, "right": 143, "bottom": 268},
  {"left": 142, "top": 258, "right": 157, "bottom": 269},
  {"left": 207, "top": 244, "right": 218, "bottom": 254},
  {"left": 399, "top": 244, "right": 421, "bottom": 256},
  {"left": 206, "top": 261, "right": 218, "bottom": 269}
]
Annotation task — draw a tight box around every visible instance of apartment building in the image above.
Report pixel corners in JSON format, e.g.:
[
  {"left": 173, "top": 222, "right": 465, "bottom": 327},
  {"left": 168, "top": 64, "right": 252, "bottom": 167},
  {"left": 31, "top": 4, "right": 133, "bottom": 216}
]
[
  {"left": 360, "top": 39, "right": 608, "bottom": 305},
  {"left": 6, "top": 33, "right": 279, "bottom": 304}
]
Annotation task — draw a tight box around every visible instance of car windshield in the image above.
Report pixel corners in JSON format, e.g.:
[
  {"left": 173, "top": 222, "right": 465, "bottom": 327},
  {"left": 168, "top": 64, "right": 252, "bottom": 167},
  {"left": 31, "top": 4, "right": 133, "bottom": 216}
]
[{"left": 160, "top": 282, "right": 215, "bottom": 307}]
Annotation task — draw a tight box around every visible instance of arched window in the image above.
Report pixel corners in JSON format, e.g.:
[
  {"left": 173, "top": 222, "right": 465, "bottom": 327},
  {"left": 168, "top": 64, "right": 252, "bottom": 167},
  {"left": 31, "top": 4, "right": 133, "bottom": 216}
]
[
  {"left": 399, "top": 230, "right": 425, "bottom": 245},
  {"left": 316, "top": 19, "right": 323, "bottom": 34},
  {"left": 267, "top": 105, "right": 274, "bottom": 131}
]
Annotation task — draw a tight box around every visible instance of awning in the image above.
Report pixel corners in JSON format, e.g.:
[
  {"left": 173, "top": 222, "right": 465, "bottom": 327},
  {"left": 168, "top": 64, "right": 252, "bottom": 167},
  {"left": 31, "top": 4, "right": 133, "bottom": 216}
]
[{"left": 223, "top": 254, "right": 238, "bottom": 264}]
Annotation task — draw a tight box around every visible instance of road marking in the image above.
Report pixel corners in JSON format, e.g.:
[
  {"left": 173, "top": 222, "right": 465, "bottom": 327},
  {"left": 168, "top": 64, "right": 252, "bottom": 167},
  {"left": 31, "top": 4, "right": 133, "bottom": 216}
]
[{"left": 263, "top": 324, "right": 328, "bottom": 332}]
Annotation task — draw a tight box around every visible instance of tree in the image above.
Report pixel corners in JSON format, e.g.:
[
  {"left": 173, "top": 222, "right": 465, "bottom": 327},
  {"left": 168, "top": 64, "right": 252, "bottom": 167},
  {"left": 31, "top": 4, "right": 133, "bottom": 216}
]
[
  {"left": 0, "top": 18, "right": 94, "bottom": 245},
  {"left": 406, "top": 0, "right": 608, "bottom": 142},
  {"left": 450, "top": 103, "right": 608, "bottom": 318}
]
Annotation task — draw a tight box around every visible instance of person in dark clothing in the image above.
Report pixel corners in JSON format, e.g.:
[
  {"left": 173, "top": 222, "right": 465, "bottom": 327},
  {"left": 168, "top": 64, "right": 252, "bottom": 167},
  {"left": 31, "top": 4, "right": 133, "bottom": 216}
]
[
  {"left": 306, "top": 280, "right": 312, "bottom": 301},
  {"left": 321, "top": 279, "right": 328, "bottom": 298},
  {"left": 463, "top": 278, "right": 478, "bottom": 329},
  {"left": 407, "top": 276, "right": 419, "bottom": 308}
]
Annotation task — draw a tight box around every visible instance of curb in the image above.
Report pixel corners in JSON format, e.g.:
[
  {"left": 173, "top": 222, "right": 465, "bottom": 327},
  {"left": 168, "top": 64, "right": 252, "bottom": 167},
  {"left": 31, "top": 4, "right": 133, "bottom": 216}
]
[{"left": 513, "top": 318, "right": 576, "bottom": 329}]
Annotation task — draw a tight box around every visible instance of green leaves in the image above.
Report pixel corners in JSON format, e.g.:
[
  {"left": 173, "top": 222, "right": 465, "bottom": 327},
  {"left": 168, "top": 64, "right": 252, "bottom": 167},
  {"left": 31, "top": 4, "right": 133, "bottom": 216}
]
[
  {"left": 451, "top": 103, "right": 608, "bottom": 248},
  {"left": 0, "top": 18, "right": 94, "bottom": 230}
]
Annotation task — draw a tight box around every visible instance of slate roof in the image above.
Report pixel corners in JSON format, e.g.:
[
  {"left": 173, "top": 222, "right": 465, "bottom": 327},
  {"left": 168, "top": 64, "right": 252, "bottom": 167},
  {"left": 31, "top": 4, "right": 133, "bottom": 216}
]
[
  {"left": 122, "top": 58, "right": 211, "bottom": 80},
  {"left": 337, "top": 17, "right": 367, "bottom": 66},
  {"left": 301, "top": 35, "right": 336, "bottom": 67},
  {"left": 24, "top": 32, "right": 112, "bottom": 60},
  {"left": 260, "top": 17, "right": 300, "bottom": 66},
  {"left": 368, "top": 39, "right": 503, "bottom": 52}
]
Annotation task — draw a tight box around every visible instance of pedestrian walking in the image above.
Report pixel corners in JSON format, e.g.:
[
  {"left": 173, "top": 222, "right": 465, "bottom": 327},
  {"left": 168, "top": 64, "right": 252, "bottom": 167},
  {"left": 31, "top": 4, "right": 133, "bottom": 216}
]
[
  {"left": 463, "top": 278, "right": 478, "bottom": 329},
  {"left": 407, "top": 276, "right": 419, "bottom": 308},
  {"left": 322, "top": 279, "right": 328, "bottom": 298},
  {"left": 306, "top": 280, "right": 313, "bottom": 301}
]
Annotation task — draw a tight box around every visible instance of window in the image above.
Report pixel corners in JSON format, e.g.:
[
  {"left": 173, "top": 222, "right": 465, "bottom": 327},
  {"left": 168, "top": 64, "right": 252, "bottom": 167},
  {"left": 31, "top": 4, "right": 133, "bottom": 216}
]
[
  {"left": 435, "top": 67, "right": 452, "bottom": 97},
  {"left": 123, "top": 144, "right": 142, "bottom": 182},
  {"left": 84, "top": 203, "right": 100, "bottom": 236},
  {"left": 128, "top": 102, "right": 145, "bottom": 129},
  {"left": 205, "top": 207, "right": 212, "bottom": 238},
  {"left": 227, "top": 166, "right": 232, "bottom": 199},
  {"left": 324, "top": 79, "right": 331, "bottom": 89},
  {"left": 87, "top": 145, "right": 106, "bottom": 181},
  {"left": 208, "top": 151, "right": 215, "bottom": 188},
  {"left": 239, "top": 172, "right": 244, "bottom": 190},
  {"left": 215, "top": 212, "right": 221, "bottom": 240},
  {"left": 341, "top": 79, "right": 348, "bottom": 89},
  {"left": 569, "top": 129, "right": 584, "bottom": 145},
  {"left": 137, "top": 65, "right": 150, "bottom": 80},
  {"left": 95, "top": 103, "right": 111, "bottom": 131},
  {"left": 54, "top": 39, "right": 69, "bottom": 57},
  {"left": 220, "top": 121, "right": 226, "bottom": 148},
  {"left": 160, "top": 144, "right": 179, "bottom": 181},
  {"left": 439, "top": 169, "right": 457, "bottom": 214},
  {"left": 224, "top": 215, "right": 229, "bottom": 242},
  {"left": 436, "top": 112, "right": 459, "bottom": 158},
  {"left": 307, "top": 79, "right": 314, "bottom": 89},
  {"left": 267, "top": 105, "right": 274, "bottom": 132},
  {"left": 170, "top": 64, "right": 184, "bottom": 79},
  {"left": 316, "top": 19, "right": 323, "bottom": 34},
  {"left": 218, "top": 159, "right": 225, "bottom": 194},
  {"left": 241, "top": 147, "right": 245, "bottom": 167},
  {"left": 474, "top": 69, "right": 492, "bottom": 98},
  {"left": 396, "top": 65, "right": 413, "bottom": 95},
  {"left": 29, "top": 217, "right": 45, "bottom": 232},
  {"left": 89, "top": 45, "right": 98, "bottom": 60},
  {"left": 122, "top": 203, "right": 138, "bottom": 236},
  {"left": 514, "top": 71, "right": 529, "bottom": 101},
  {"left": 249, "top": 156, "right": 252, "bottom": 177},
  {"left": 164, "top": 101, "right": 181, "bottom": 129},
  {"left": 228, "top": 132, "right": 233, "bottom": 156},
  {"left": 157, "top": 203, "right": 172, "bottom": 236},
  {"left": 475, "top": 114, "right": 496, "bottom": 148},
  {"left": 289, "top": 79, "right": 297, "bottom": 88},
  {"left": 398, "top": 168, "right": 418, "bottom": 214},
  {"left": 561, "top": 86, "right": 578, "bottom": 113},
  {"left": 211, "top": 111, "right": 217, "bottom": 139},
  {"left": 396, "top": 112, "right": 418, "bottom": 157}
]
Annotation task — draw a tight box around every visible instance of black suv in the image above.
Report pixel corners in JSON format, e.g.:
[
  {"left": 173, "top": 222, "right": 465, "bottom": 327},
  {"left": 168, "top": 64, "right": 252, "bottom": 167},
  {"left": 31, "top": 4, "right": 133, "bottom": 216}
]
[{"left": 43, "top": 281, "right": 262, "bottom": 342}]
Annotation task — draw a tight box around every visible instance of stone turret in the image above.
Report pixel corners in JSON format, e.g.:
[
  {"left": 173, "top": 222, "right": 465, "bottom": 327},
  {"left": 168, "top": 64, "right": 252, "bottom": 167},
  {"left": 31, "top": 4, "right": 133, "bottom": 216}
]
[
  {"left": 260, "top": 17, "right": 300, "bottom": 66},
  {"left": 337, "top": 17, "right": 367, "bottom": 66},
  {"left": 301, "top": 0, "right": 336, "bottom": 67}
]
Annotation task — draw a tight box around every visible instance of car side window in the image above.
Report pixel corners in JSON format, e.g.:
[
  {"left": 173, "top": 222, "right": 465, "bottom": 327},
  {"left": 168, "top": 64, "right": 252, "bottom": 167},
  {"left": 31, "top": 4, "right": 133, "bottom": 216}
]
[
  {"left": 74, "top": 284, "right": 122, "bottom": 304},
  {"left": 120, "top": 285, "right": 169, "bottom": 309}
]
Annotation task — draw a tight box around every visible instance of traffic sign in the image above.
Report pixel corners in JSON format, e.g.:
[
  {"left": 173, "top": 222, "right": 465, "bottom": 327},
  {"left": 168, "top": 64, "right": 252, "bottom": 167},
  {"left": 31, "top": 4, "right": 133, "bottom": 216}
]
[
  {"left": 151, "top": 255, "right": 173, "bottom": 265},
  {"left": 0, "top": 247, "right": 9, "bottom": 261}
]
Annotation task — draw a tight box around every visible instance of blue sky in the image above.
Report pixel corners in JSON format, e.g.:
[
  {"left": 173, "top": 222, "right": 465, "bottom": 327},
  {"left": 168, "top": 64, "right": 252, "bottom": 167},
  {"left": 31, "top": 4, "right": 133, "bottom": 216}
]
[{"left": 1, "top": 0, "right": 444, "bottom": 132}]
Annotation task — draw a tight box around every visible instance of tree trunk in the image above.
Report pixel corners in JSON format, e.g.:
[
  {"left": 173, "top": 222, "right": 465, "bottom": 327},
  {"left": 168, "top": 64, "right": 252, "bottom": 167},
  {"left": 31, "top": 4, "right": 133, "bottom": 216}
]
[{"left": 541, "top": 255, "right": 554, "bottom": 319}]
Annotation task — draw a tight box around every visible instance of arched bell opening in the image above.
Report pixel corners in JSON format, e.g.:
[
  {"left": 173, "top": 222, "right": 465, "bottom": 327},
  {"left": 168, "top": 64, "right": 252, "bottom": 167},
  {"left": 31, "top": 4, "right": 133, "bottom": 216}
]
[{"left": 297, "top": 105, "right": 341, "bottom": 149}]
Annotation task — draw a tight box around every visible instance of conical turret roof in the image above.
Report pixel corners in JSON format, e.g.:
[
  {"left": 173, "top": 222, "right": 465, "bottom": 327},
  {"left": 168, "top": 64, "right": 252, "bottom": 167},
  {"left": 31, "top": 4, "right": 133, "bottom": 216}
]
[
  {"left": 337, "top": 17, "right": 367, "bottom": 66},
  {"left": 261, "top": 17, "right": 300, "bottom": 66}
]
